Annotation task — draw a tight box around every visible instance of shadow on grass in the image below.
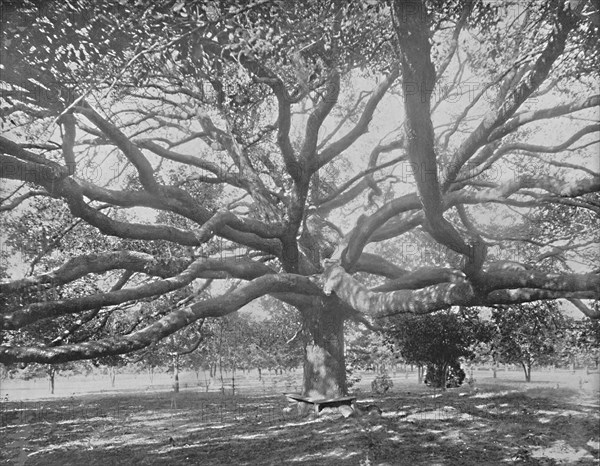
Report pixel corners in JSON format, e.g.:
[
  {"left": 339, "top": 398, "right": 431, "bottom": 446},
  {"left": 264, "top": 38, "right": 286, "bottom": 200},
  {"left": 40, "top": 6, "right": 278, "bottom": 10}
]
[{"left": 1, "top": 387, "right": 598, "bottom": 465}]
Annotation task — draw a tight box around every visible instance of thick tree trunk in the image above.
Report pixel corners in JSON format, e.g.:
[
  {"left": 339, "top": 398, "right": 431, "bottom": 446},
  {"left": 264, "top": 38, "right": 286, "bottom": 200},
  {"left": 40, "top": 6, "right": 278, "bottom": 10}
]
[{"left": 301, "top": 302, "right": 347, "bottom": 398}]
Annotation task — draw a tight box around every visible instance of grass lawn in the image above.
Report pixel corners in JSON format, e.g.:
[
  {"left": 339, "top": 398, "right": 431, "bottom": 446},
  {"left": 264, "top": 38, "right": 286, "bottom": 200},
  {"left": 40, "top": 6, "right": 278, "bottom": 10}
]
[{"left": 1, "top": 370, "right": 598, "bottom": 465}]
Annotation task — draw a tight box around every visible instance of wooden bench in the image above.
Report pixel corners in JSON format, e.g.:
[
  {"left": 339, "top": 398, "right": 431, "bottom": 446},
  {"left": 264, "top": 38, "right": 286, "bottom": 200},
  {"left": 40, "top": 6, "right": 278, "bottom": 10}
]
[{"left": 284, "top": 393, "right": 357, "bottom": 417}]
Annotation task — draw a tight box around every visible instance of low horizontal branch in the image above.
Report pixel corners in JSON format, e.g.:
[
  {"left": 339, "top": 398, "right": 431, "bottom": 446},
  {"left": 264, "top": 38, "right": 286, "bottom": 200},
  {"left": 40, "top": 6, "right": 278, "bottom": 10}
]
[
  {"left": 0, "top": 273, "right": 321, "bottom": 364},
  {"left": 0, "top": 251, "right": 192, "bottom": 294},
  {"left": 372, "top": 267, "right": 466, "bottom": 291},
  {"left": 323, "top": 264, "right": 474, "bottom": 316},
  {"left": 478, "top": 269, "right": 600, "bottom": 295},
  {"left": 0, "top": 257, "right": 276, "bottom": 330}
]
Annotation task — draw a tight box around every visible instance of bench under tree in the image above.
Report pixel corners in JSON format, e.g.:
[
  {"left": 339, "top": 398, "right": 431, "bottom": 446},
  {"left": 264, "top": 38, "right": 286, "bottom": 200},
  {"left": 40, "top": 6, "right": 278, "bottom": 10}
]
[{"left": 284, "top": 393, "right": 357, "bottom": 417}]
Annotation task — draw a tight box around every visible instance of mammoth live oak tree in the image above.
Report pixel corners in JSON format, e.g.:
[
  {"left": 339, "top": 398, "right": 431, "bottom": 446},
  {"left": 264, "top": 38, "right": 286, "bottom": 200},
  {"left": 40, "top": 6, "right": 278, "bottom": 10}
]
[{"left": 0, "top": 0, "right": 599, "bottom": 398}]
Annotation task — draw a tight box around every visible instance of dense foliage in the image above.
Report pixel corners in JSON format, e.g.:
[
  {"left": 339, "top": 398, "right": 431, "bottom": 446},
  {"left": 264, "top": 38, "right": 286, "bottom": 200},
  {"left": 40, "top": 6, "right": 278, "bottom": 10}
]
[{"left": 386, "top": 308, "right": 492, "bottom": 388}]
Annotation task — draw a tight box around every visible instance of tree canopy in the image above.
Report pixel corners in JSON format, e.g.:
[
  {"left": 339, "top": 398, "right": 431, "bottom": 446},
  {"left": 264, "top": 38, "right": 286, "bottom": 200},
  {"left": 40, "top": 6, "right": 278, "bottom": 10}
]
[
  {"left": 1, "top": 0, "right": 599, "bottom": 396},
  {"left": 490, "top": 301, "right": 566, "bottom": 381},
  {"left": 387, "top": 308, "right": 491, "bottom": 366}
]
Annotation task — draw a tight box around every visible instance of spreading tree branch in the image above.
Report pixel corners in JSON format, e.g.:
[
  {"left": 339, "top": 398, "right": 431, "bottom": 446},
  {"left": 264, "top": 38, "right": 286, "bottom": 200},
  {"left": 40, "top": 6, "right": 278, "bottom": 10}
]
[{"left": 0, "top": 273, "right": 321, "bottom": 364}]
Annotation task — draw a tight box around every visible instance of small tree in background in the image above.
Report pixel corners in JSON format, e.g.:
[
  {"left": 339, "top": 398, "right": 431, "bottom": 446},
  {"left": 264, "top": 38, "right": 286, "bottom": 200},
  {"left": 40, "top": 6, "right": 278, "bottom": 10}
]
[
  {"left": 6, "top": 361, "right": 93, "bottom": 394},
  {"left": 491, "top": 302, "right": 565, "bottom": 382},
  {"left": 549, "top": 312, "right": 600, "bottom": 371},
  {"left": 386, "top": 308, "right": 492, "bottom": 389},
  {"left": 96, "top": 355, "right": 128, "bottom": 389},
  {"left": 247, "top": 299, "right": 305, "bottom": 375},
  {"left": 346, "top": 323, "right": 395, "bottom": 391},
  {"left": 573, "top": 316, "right": 600, "bottom": 369}
]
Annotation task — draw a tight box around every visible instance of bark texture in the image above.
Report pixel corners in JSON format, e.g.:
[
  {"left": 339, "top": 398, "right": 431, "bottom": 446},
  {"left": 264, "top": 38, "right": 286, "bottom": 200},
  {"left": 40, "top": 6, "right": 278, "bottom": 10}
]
[{"left": 301, "top": 301, "right": 347, "bottom": 398}]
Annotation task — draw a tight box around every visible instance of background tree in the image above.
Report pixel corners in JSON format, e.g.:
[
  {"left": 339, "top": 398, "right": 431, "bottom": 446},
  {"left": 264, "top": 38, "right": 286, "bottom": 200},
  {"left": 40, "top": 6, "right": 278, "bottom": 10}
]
[
  {"left": 242, "top": 298, "right": 304, "bottom": 376},
  {"left": 573, "top": 316, "right": 600, "bottom": 369},
  {"left": 386, "top": 307, "right": 492, "bottom": 388},
  {"left": 345, "top": 322, "right": 395, "bottom": 389},
  {"left": 490, "top": 301, "right": 566, "bottom": 382},
  {"left": 554, "top": 312, "right": 600, "bottom": 370},
  {"left": 1, "top": 0, "right": 599, "bottom": 399}
]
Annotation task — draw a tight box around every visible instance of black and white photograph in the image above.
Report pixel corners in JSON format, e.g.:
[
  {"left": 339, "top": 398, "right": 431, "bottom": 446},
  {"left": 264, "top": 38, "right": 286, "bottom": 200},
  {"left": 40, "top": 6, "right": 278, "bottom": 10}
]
[{"left": 1, "top": 0, "right": 599, "bottom": 464}]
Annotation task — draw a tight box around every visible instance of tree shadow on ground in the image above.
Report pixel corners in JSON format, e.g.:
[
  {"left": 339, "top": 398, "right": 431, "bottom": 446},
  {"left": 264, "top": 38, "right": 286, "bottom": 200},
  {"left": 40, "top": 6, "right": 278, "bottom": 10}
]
[{"left": 1, "top": 386, "right": 598, "bottom": 465}]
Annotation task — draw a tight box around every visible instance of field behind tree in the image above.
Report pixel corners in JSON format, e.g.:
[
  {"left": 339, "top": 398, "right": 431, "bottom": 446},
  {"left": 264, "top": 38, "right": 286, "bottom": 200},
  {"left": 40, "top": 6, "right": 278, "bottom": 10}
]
[
  {"left": 1, "top": 366, "right": 595, "bottom": 401},
  {"left": 1, "top": 368, "right": 598, "bottom": 465}
]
